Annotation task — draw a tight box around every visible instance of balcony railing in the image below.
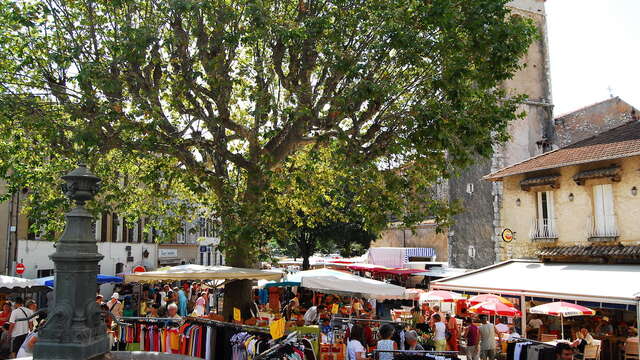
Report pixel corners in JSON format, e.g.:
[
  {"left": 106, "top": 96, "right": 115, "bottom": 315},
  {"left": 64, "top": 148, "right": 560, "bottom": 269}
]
[
  {"left": 529, "top": 218, "right": 558, "bottom": 241},
  {"left": 587, "top": 215, "right": 619, "bottom": 241}
]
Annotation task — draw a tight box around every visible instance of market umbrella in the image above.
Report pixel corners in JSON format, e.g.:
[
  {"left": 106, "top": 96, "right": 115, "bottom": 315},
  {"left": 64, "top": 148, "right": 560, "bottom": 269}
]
[
  {"left": 468, "top": 294, "right": 515, "bottom": 307},
  {"left": 299, "top": 268, "right": 406, "bottom": 298},
  {"left": 528, "top": 301, "right": 596, "bottom": 339},
  {"left": 123, "top": 264, "right": 283, "bottom": 282},
  {"left": 404, "top": 289, "right": 426, "bottom": 301},
  {"left": 419, "top": 290, "right": 463, "bottom": 303},
  {"left": 469, "top": 301, "right": 522, "bottom": 317},
  {"left": 0, "top": 276, "right": 47, "bottom": 293}
]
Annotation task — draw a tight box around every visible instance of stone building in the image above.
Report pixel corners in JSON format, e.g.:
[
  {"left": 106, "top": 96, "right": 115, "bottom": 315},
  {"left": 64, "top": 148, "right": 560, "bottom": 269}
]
[
  {"left": 0, "top": 195, "right": 160, "bottom": 279},
  {"left": 374, "top": 0, "right": 554, "bottom": 269},
  {"left": 553, "top": 97, "right": 640, "bottom": 147},
  {"left": 447, "top": 0, "right": 554, "bottom": 268},
  {"left": 485, "top": 120, "right": 640, "bottom": 263},
  {"left": 374, "top": 220, "right": 449, "bottom": 262},
  {"left": 0, "top": 183, "right": 222, "bottom": 284}
]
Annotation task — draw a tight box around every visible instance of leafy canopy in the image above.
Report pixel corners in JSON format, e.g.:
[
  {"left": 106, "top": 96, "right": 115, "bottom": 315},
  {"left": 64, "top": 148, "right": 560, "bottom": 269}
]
[{"left": 0, "top": 0, "right": 536, "bottom": 267}]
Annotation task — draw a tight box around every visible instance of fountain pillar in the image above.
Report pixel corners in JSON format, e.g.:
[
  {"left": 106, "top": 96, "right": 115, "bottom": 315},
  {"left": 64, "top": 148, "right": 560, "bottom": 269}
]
[{"left": 33, "top": 164, "right": 110, "bottom": 359}]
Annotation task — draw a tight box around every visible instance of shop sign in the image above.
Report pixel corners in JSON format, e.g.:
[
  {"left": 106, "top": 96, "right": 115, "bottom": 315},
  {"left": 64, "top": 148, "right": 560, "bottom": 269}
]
[
  {"left": 159, "top": 248, "right": 178, "bottom": 258},
  {"left": 501, "top": 228, "right": 514, "bottom": 243}
]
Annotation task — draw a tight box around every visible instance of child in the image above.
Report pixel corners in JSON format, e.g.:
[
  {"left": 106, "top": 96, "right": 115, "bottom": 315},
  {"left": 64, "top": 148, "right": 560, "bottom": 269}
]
[{"left": 376, "top": 323, "right": 398, "bottom": 360}]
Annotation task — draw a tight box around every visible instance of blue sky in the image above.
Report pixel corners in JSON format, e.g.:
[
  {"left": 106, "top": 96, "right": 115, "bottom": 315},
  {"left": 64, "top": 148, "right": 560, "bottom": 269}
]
[{"left": 546, "top": 0, "right": 640, "bottom": 115}]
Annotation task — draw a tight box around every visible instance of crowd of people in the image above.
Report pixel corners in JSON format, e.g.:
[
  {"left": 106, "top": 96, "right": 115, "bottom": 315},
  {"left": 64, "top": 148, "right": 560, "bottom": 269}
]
[
  {"left": 37, "top": 278, "right": 639, "bottom": 360},
  {"left": 0, "top": 297, "right": 44, "bottom": 359},
  {"left": 97, "top": 282, "right": 222, "bottom": 321}
]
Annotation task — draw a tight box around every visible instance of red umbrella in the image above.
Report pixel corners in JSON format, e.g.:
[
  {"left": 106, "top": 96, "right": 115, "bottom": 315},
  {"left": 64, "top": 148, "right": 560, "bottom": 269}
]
[
  {"left": 468, "top": 294, "right": 515, "bottom": 307},
  {"left": 419, "top": 290, "right": 463, "bottom": 303},
  {"left": 529, "top": 302, "right": 595, "bottom": 317},
  {"left": 529, "top": 301, "right": 596, "bottom": 339},
  {"left": 469, "top": 301, "right": 522, "bottom": 317}
]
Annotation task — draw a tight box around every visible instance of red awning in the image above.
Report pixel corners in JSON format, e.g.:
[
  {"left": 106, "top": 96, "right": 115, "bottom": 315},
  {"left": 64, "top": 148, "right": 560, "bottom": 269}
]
[
  {"left": 348, "top": 264, "right": 388, "bottom": 272},
  {"left": 373, "top": 268, "right": 424, "bottom": 276}
]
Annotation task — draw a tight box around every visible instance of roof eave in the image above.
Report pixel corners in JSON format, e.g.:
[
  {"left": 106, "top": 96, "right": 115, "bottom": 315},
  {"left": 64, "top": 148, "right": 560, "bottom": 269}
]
[{"left": 483, "top": 151, "right": 640, "bottom": 182}]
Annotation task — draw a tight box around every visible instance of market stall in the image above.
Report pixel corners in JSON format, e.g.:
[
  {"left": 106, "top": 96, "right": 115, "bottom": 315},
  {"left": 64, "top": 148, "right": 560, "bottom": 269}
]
[
  {"left": 298, "top": 268, "right": 405, "bottom": 298},
  {"left": 431, "top": 259, "right": 640, "bottom": 360},
  {"left": 0, "top": 275, "right": 44, "bottom": 292},
  {"left": 124, "top": 264, "right": 283, "bottom": 282}
]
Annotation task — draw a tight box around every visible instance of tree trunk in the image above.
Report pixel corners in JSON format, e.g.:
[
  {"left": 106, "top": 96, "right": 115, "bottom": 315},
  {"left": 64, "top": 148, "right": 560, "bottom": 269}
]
[
  {"left": 299, "top": 232, "right": 313, "bottom": 271},
  {"left": 301, "top": 253, "right": 310, "bottom": 270},
  {"left": 221, "top": 174, "right": 264, "bottom": 321},
  {"left": 221, "top": 237, "right": 253, "bottom": 322}
]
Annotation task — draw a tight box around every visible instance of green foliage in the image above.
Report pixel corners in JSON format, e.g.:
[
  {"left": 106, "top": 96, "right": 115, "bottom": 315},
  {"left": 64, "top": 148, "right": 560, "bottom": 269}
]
[
  {"left": 264, "top": 143, "right": 455, "bottom": 266},
  {"left": 0, "top": 0, "right": 536, "bottom": 269}
]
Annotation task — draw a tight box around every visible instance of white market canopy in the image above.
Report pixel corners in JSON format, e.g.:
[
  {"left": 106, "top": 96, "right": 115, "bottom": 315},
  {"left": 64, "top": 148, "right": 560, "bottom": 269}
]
[
  {"left": 431, "top": 259, "right": 640, "bottom": 306},
  {"left": 124, "top": 264, "right": 283, "bottom": 283},
  {"left": 0, "top": 276, "right": 43, "bottom": 292},
  {"left": 298, "top": 268, "right": 406, "bottom": 298}
]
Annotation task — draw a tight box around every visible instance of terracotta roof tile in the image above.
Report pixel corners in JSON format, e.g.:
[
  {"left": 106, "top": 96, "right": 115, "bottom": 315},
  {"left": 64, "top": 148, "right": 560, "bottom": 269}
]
[
  {"left": 485, "top": 120, "right": 640, "bottom": 180},
  {"left": 537, "top": 245, "right": 640, "bottom": 258}
]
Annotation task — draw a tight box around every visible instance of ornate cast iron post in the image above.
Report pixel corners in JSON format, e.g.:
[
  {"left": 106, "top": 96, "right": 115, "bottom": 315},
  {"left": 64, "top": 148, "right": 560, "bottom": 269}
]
[{"left": 33, "top": 164, "right": 110, "bottom": 359}]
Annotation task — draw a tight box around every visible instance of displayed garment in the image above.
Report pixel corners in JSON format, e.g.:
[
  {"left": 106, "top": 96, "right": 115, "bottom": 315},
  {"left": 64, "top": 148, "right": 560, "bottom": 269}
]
[
  {"left": 116, "top": 318, "right": 315, "bottom": 360},
  {"left": 507, "top": 340, "right": 556, "bottom": 360}
]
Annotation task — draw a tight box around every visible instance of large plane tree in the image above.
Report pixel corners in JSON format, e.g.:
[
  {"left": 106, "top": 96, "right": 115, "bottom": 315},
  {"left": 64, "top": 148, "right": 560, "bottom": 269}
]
[{"left": 0, "top": 0, "right": 535, "bottom": 316}]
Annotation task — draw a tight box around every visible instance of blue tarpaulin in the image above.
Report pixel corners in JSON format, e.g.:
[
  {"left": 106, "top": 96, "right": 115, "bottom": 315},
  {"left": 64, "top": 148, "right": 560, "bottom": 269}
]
[{"left": 38, "top": 274, "right": 123, "bottom": 287}]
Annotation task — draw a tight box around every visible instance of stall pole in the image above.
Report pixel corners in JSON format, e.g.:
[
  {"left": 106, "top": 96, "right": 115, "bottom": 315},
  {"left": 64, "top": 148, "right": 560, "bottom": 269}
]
[
  {"left": 560, "top": 314, "right": 565, "bottom": 340},
  {"left": 636, "top": 298, "right": 640, "bottom": 338},
  {"left": 520, "top": 294, "right": 527, "bottom": 338},
  {"left": 349, "top": 297, "right": 354, "bottom": 320}
]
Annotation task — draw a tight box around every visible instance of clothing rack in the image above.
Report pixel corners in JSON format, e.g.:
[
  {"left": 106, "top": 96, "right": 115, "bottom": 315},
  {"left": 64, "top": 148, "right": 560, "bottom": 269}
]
[
  {"left": 254, "top": 332, "right": 300, "bottom": 360},
  {"left": 511, "top": 337, "right": 557, "bottom": 347},
  {"left": 118, "top": 315, "right": 272, "bottom": 334},
  {"left": 373, "top": 350, "right": 459, "bottom": 354},
  {"left": 118, "top": 316, "right": 183, "bottom": 322},
  {"left": 372, "top": 349, "right": 459, "bottom": 360},
  {"left": 331, "top": 316, "right": 407, "bottom": 324},
  {"left": 183, "top": 316, "right": 272, "bottom": 334}
]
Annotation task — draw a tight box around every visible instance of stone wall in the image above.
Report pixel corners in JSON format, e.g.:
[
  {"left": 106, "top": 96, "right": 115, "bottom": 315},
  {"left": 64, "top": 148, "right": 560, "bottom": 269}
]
[
  {"left": 447, "top": 0, "right": 553, "bottom": 269},
  {"left": 448, "top": 158, "right": 496, "bottom": 268},
  {"left": 374, "top": 222, "right": 449, "bottom": 262}
]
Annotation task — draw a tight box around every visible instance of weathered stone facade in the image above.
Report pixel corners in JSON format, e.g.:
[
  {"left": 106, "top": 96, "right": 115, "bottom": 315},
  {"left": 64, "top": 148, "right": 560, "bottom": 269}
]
[
  {"left": 496, "top": 155, "right": 640, "bottom": 260},
  {"left": 553, "top": 97, "right": 640, "bottom": 147},
  {"left": 448, "top": 0, "right": 554, "bottom": 269},
  {"left": 376, "top": 221, "right": 449, "bottom": 263}
]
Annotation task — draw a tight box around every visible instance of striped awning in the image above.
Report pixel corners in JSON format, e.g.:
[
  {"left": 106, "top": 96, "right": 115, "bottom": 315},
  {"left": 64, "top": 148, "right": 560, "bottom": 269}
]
[{"left": 404, "top": 248, "right": 436, "bottom": 262}]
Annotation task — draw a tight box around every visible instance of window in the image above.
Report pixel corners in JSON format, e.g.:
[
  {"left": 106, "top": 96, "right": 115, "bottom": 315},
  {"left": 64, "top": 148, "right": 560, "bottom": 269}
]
[
  {"left": 468, "top": 246, "right": 476, "bottom": 258},
  {"left": 122, "top": 221, "right": 134, "bottom": 243},
  {"left": 136, "top": 220, "right": 143, "bottom": 243},
  {"left": 533, "top": 191, "right": 556, "bottom": 238},
  {"left": 115, "top": 262, "right": 124, "bottom": 274},
  {"left": 591, "top": 184, "right": 617, "bottom": 237},
  {"left": 37, "top": 269, "right": 54, "bottom": 277},
  {"left": 111, "top": 214, "right": 119, "bottom": 242},
  {"left": 27, "top": 218, "right": 45, "bottom": 240},
  {"left": 466, "top": 183, "right": 474, "bottom": 195},
  {"left": 100, "top": 213, "right": 108, "bottom": 242}
]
